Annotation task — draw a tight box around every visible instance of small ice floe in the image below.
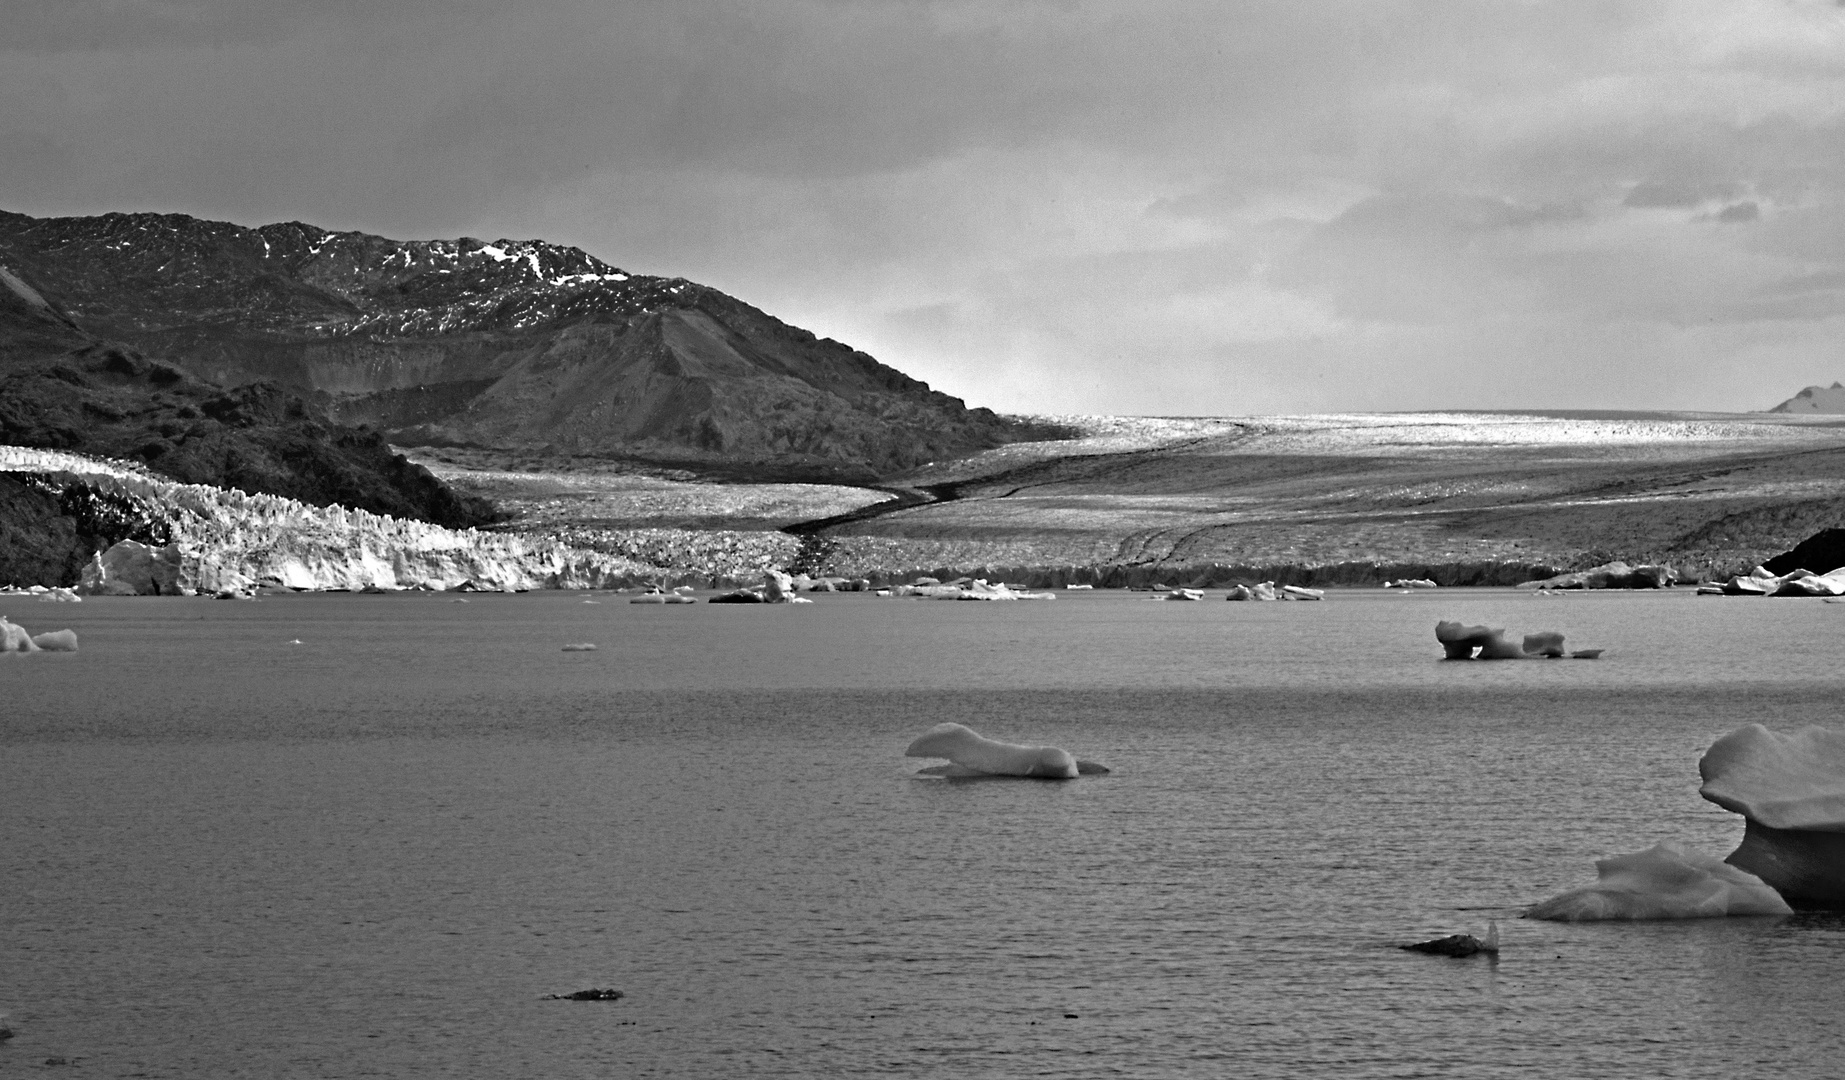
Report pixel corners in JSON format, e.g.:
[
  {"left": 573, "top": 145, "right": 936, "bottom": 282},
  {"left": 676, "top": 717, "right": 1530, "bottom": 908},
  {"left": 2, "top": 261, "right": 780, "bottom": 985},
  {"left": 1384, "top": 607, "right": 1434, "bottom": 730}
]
[
  {"left": 1065, "top": 583, "right": 1095, "bottom": 590},
  {"left": 1383, "top": 579, "right": 1438, "bottom": 589},
  {"left": 1401, "top": 921, "right": 1499, "bottom": 957},
  {"left": 289, "top": 639, "right": 304, "bottom": 645},
  {"left": 561, "top": 643, "right": 597, "bottom": 652},
  {"left": 1524, "top": 841, "right": 1790, "bottom": 921},
  {"left": 1155, "top": 587, "right": 1205, "bottom": 601},
  {"left": 904, "top": 722, "right": 1108, "bottom": 779},
  {"left": 1435, "top": 620, "right": 1601, "bottom": 660},
  {"left": 0, "top": 617, "right": 77, "bottom": 653}
]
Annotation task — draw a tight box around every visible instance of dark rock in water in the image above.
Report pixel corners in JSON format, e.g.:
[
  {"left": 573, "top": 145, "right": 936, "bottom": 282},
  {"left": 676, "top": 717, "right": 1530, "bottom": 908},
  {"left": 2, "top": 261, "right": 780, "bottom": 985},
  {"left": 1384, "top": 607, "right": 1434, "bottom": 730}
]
[
  {"left": 708, "top": 589, "right": 767, "bottom": 604},
  {"left": 1075, "top": 760, "right": 1111, "bottom": 775},
  {"left": 547, "top": 988, "right": 624, "bottom": 1001},
  {"left": 1762, "top": 528, "right": 1845, "bottom": 577},
  {"left": 1400, "top": 934, "right": 1495, "bottom": 958}
]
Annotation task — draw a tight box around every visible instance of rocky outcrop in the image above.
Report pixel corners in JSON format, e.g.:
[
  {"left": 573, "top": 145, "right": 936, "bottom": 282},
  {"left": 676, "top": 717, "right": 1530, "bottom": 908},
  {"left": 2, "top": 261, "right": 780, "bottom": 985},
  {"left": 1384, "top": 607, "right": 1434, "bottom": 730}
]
[
  {"left": 1766, "top": 381, "right": 1845, "bottom": 414},
  {"left": 0, "top": 287, "right": 497, "bottom": 529},
  {"left": 0, "top": 210, "right": 1056, "bottom": 480},
  {"left": 1700, "top": 724, "right": 1845, "bottom": 910},
  {"left": 1762, "top": 528, "right": 1845, "bottom": 577}
]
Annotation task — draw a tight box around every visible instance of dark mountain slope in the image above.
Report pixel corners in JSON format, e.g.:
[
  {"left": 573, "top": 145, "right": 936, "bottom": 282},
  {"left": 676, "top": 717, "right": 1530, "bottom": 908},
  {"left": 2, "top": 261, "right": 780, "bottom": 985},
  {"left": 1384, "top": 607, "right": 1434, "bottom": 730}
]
[
  {"left": 0, "top": 211, "right": 1057, "bottom": 481},
  {"left": 0, "top": 258, "right": 497, "bottom": 529}
]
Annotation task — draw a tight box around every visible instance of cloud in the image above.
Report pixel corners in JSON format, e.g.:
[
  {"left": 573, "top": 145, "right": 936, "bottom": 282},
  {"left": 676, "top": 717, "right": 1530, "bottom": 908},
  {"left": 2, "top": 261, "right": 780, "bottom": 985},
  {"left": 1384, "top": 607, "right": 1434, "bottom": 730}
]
[{"left": 4, "top": 0, "right": 1845, "bottom": 412}]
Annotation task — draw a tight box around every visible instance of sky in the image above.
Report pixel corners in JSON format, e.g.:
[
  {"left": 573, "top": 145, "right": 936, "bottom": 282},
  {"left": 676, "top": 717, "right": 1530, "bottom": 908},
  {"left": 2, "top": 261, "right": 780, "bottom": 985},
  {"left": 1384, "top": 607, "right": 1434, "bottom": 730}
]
[{"left": 5, "top": 0, "right": 1845, "bottom": 416}]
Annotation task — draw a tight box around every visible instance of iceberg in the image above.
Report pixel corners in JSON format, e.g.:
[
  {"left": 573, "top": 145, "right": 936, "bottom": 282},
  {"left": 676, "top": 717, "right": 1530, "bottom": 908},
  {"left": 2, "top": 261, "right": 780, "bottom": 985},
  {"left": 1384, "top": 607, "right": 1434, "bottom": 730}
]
[
  {"left": 30, "top": 628, "right": 78, "bottom": 652},
  {"left": 1699, "top": 724, "right": 1845, "bottom": 909},
  {"left": 0, "top": 618, "right": 76, "bottom": 653},
  {"left": 1435, "top": 620, "right": 1600, "bottom": 660},
  {"left": 904, "top": 722, "right": 1095, "bottom": 779},
  {"left": 1697, "top": 565, "right": 1845, "bottom": 597},
  {"left": 1524, "top": 841, "right": 1791, "bottom": 921},
  {"left": 885, "top": 578, "right": 1054, "bottom": 601}
]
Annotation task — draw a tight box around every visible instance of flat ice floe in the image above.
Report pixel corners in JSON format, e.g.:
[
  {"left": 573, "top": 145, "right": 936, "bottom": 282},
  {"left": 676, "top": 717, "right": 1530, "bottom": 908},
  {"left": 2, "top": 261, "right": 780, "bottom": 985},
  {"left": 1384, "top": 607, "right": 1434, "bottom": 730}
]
[
  {"left": 1524, "top": 841, "right": 1791, "bottom": 921},
  {"left": 904, "top": 722, "right": 1106, "bottom": 779}
]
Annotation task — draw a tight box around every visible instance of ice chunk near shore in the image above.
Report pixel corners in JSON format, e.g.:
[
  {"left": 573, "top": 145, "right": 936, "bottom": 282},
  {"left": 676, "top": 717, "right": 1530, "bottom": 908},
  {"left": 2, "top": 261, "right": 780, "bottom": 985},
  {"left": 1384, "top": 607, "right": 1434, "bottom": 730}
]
[
  {"left": 1699, "top": 724, "right": 1845, "bottom": 909},
  {"left": 761, "top": 570, "right": 812, "bottom": 603},
  {"left": 1524, "top": 842, "right": 1791, "bottom": 920},
  {"left": 904, "top": 722, "right": 1107, "bottom": 779}
]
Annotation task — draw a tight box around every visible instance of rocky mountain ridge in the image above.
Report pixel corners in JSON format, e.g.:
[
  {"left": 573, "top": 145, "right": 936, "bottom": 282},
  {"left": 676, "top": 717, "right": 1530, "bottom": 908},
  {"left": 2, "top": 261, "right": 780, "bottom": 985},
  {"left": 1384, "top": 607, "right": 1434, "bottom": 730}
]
[
  {"left": 1767, "top": 382, "right": 1845, "bottom": 414},
  {"left": 0, "top": 210, "right": 1056, "bottom": 480},
  {"left": 1, "top": 256, "right": 496, "bottom": 530}
]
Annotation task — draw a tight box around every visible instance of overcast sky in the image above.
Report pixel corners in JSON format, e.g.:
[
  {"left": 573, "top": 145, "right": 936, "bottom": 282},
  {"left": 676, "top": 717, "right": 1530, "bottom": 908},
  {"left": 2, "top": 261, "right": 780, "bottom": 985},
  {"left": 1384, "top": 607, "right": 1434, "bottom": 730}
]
[{"left": 5, "top": 1, "right": 1845, "bottom": 414}]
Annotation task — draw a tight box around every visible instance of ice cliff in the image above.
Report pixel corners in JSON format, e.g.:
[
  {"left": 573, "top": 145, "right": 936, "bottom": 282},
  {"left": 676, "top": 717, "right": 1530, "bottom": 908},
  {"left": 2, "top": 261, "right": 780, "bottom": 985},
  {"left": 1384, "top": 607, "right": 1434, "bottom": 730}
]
[
  {"left": 2, "top": 445, "right": 656, "bottom": 594},
  {"left": 1700, "top": 724, "right": 1845, "bottom": 909}
]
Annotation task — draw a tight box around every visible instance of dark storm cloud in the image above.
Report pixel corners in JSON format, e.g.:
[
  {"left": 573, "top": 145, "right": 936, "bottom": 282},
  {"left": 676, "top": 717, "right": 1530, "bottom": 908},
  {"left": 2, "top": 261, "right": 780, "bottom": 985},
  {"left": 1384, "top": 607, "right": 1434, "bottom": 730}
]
[{"left": 4, "top": 0, "right": 1845, "bottom": 412}]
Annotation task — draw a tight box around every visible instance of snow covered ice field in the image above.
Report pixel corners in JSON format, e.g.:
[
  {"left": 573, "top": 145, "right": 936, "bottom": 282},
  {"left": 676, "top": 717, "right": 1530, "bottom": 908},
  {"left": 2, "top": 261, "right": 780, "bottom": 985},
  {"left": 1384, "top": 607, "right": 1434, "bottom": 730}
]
[{"left": 4, "top": 588, "right": 1844, "bottom": 1078}]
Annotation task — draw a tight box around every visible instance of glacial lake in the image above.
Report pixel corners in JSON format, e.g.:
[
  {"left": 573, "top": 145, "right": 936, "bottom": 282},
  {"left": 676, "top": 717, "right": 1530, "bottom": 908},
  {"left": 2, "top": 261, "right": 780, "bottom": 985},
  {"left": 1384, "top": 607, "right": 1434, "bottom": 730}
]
[{"left": 4, "top": 588, "right": 1844, "bottom": 1078}]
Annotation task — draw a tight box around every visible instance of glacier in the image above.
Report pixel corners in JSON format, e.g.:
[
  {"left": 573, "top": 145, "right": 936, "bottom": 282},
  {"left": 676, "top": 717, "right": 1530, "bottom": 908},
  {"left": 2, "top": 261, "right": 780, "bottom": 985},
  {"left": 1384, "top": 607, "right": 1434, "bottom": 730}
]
[{"left": 4, "top": 445, "right": 658, "bottom": 595}]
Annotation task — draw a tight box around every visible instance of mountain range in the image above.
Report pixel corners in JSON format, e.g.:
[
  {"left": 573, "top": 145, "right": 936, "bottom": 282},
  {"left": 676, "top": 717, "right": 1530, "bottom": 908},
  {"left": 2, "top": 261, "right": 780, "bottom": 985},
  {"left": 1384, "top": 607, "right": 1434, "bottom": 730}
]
[
  {"left": 1767, "top": 382, "right": 1845, "bottom": 414},
  {"left": 0, "top": 210, "right": 1054, "bottom": 484}
]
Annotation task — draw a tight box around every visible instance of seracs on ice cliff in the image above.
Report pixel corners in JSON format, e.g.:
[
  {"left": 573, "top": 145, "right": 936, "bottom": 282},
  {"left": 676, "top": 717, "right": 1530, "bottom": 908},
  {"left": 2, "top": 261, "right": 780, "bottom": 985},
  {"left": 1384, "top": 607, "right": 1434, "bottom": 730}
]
[{"left": 3, "top": 446, "right": 655, "bottom": 594}]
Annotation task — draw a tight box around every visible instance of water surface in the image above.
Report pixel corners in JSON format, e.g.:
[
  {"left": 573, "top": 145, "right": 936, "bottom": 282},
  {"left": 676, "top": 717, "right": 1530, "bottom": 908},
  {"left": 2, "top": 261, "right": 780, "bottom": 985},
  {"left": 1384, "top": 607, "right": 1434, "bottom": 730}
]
[{"left": 4, "top": 589, "right": 1843, "bottom": 1077}]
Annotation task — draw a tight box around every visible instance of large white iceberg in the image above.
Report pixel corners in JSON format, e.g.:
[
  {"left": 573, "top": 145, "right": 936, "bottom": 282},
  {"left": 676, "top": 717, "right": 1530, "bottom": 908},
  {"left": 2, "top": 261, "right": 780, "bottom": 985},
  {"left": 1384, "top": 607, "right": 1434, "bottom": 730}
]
[
  {"left": 1524, "top": 841, "right": 1791, "bottom": 921},
  {"left": 904, "top": 722, "right": 1090, "bottom": 779},
  {"left": 1699, "top": 724, "right": 1845, "bottom": 909}
]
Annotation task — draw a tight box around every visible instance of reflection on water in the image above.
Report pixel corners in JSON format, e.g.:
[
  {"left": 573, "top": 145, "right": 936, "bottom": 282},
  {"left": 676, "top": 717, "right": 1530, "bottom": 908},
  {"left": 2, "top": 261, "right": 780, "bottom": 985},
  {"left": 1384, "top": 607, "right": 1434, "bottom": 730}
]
[{"left": 3, "top": 590, "right": 1844, "bottom": 1077}]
